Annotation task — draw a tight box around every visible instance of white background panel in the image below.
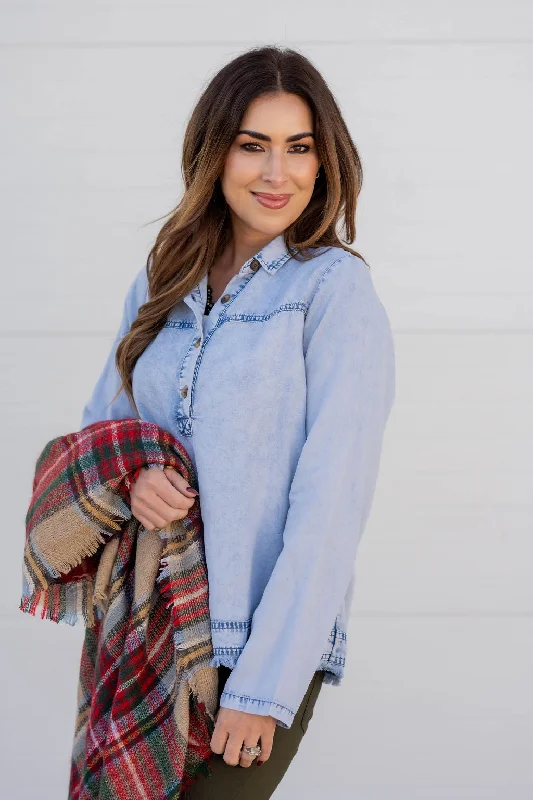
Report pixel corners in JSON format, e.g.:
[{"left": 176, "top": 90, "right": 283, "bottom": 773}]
[
  {"left": 1, "top": 43, "right": 532, "bottom": 330},
  {"left": 1, "top": 1, "right": 532, "bottom": 797}
]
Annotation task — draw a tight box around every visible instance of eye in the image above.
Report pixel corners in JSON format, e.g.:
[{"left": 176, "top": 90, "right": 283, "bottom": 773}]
[{"left": 239, "top": 142, "right": 311, "bottom": 153}]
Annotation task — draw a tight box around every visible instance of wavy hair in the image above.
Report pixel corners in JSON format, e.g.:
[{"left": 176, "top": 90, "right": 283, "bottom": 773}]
[{"left": 115, "top": 44, "right": 367, "bottom": 414}]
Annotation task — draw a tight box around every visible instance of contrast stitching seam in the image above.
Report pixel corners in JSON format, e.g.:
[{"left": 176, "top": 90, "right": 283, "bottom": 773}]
[
  {"left": 321, "top": 654, "right": 346, "bottom": 665},
  {"left": 305, "top": 252, "right": 353, "bottom": 314},
  {"left": 221, "top": 302, "right": 307, "bottom": 323},
  {"left": 211, "top": 618, "right": 253, "bottom": 630},
  {"left": 220, "top": 691, "right": 295, "bottom": 717},
  {"left": 188, "top": 271, "right": 257, "bottom": 418}
]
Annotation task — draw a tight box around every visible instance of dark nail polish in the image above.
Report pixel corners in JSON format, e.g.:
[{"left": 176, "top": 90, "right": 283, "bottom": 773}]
[
  {"left": 257, "top": 761, "right": 264, "bottom": 767},
  {"left": 185, "top": 485, "right": 199, "bottom": 495}
]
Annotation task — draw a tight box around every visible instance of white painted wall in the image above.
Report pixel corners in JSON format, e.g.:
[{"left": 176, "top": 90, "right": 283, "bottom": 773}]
[{"left": 2, "top": 2, "right": 532, "bottom": 797}]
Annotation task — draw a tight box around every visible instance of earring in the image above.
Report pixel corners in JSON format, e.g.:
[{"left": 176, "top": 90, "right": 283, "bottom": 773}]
[{"left": 316, "top": 171, "right": 320, "bottom": 178}]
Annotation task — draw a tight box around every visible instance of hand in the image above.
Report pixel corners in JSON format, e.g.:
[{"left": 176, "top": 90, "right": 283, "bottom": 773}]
[
  {"left": 130, "top": 465, "right": 199, "bottom": 532},
  {"left": 210, "top": 707, "right": 276, "bottom": 768}
]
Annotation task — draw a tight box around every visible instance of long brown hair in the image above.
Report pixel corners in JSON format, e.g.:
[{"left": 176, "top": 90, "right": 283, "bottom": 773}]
[{"left": 115, "top": 44, "right": 367, "bottom": 414}]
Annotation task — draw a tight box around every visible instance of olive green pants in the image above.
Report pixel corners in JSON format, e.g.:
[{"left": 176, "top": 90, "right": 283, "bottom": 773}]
[{"left": 185, "top": 665, "right": 324, "bottom": 799}]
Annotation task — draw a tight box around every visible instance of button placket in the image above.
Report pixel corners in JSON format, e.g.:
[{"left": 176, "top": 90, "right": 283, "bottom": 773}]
[
  {"left": 210, "top": 258, "right": 261, "bottom": 315},
  {"left": 176, "top": 330, "right": 203, "bottom": 423},
  {"left": 180, "top": 264, "right": 261, "bottom": 434}
]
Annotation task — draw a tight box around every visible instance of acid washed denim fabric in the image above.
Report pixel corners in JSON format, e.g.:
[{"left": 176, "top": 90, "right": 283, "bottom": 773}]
[{"left": 80, "top": 233, "right": 396, "bottom": 729}]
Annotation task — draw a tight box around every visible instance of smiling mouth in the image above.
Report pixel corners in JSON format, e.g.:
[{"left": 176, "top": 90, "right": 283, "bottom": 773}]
[
  {"left": 251, "top": 192, "right": 292, "bottom": 200},
  {"left": 251, "top": 191, "right": 292, "bottom": 208}
]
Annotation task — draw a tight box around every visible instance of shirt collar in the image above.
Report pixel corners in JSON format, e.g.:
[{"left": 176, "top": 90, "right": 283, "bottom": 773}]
[
  {"left": 189, "top": 234, "right": 293, "bottom": 307},
  {"left": 240, "top": 233, "right": 293, "bottom": 276}
]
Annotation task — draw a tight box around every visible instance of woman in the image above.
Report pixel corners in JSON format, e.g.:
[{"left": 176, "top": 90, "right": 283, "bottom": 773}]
[{"left": 81, "top": 45, "right": 395, "bottom": 798}]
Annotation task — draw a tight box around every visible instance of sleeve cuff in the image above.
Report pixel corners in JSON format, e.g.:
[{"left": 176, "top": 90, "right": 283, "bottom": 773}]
[{"left": 219, "top": 690, "right": 296, "bottom": 729}]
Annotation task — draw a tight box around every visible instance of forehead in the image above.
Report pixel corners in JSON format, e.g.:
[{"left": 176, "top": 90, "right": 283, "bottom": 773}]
[{"left": 240, "top": 92, "right": 314, "bottom": 132}]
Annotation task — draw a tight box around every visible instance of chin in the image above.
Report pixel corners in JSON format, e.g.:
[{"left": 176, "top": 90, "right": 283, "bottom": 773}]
[{"left": 243, "top": 215, "right": 290, "bottom": 237}]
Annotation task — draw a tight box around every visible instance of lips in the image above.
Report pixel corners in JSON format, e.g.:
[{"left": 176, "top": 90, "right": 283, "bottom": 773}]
[{"left": 251, "top": 192, "right": 291, "bottom": 209}]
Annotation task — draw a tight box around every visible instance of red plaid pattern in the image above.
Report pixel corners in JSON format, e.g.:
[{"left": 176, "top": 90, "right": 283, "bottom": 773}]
[{"left": 20, "top": 418, "right": 218, "bottom": 799}]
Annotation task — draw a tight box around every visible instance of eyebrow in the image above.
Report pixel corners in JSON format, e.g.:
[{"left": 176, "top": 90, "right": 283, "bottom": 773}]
[{"left": 237, "top": 129, "right": 315, "bottom": 143}]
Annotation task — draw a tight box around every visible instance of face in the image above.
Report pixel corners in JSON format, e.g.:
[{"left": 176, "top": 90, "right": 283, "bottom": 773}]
[{"left": 220, "top": 92, "right": 320, "bottom": 240}]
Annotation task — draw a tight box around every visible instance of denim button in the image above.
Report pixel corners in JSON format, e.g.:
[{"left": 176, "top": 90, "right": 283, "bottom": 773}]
[
  {"left": 221, "top": 293, "right": 231, "bottom": 304},
  {"left": 181, "top": 386, "right": 188, "bottom": 398},
  {"left": 250, "top": 259, "right": 260, "bottom": 272},
  {"left": 193, "top": 337, "right": 201, "bottom": 347}
]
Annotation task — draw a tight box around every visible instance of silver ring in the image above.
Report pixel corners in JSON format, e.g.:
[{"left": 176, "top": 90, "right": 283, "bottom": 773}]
[{"left": 240, "top": 744, "right": 262, "bottom": 758}]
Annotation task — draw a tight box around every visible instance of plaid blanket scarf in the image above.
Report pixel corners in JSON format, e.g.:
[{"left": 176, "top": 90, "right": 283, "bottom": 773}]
[{"left": 20, "top": 418, "right": 219, "bottom": 799}]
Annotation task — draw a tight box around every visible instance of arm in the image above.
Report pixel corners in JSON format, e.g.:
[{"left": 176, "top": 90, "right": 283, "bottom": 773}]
[
  {"left": 218, "top": 252, "right": 396, "bottom": 728},
  {"left": 80, "top": 265, "right": 149, "bottom": 429}
]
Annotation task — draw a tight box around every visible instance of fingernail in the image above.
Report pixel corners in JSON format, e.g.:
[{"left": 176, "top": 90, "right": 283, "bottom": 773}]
[
  {"left": 257, "top": 761, "right": 264, "bottom": 767},
  {"left": 185, "top": 485, "right": 199, "bottom": 495}
]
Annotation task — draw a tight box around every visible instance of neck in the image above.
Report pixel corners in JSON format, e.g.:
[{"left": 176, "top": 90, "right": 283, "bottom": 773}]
[{"left": 219, "top": 217, "right": 281, "bottom": 273}]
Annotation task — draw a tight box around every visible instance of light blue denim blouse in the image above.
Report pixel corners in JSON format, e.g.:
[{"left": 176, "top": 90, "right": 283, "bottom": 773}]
[{"left": 80, "top": 233, "right": 396, "bottom": 729}]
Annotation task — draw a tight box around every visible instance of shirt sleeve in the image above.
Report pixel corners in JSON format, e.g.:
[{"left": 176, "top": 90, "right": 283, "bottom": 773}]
[
  {"left": 80, "top": 265, "right": 150, "bottom": 429},
  {"left": 218, "top": 252, "right": 396, "bottom": 728}
]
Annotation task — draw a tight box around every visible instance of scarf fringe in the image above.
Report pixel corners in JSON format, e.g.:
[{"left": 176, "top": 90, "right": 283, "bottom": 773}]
[
  {"left": 44, "top": 527, "right": 110, "bottom": 577},
  {"left": 19, "top": 577, "right": 96, "bottom": 628}
]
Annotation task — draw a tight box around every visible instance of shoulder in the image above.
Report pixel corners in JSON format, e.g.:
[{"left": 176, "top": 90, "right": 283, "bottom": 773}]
[
  {"left": 303, "top": 249, "right": 395, "bottom": 406},
  {"left": 307, "top": 247, "right": 387, "bottom": 322}
]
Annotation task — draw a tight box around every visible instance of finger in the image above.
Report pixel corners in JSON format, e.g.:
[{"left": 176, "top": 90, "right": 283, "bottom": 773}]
[
  {"left": 134, "top": 512, "right": 151, "bottom": 530},
  {"left": 223, "top": 734, "right": 245, "bottom": 767},
  {"left": 134, "top": 511, "right": 166, "bottom": 532},
  {"left": 159, "top": 468, "right": 198, "bottom": 506},
  {"left": 131, "top": 501, "right": 169, "bottom": 530},
  {"left": 144, "top": 468, "right": 195, "bottom": 511},
  {"left": 210, "top": 722, "right": 229, "bottom": 755},
  {"left": 256, "top": 734, "right": 273, "bottom": 763},
  {"left": 135, "top": 477, "right": 190, "bottom": 521},
  {"left": 139, "top": 492, "right": 188, "bottom": 522},
  {"left": 163, "top": 468, "right": 199, "bottom": 499},
  {"left": 239, "top": 742, "right": 259, "bottom": 769}
]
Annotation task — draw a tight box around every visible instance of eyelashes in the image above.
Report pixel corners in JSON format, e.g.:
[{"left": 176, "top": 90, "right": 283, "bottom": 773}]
[{"left": 239, "top": 143, "right": 311, "bottom": 154}]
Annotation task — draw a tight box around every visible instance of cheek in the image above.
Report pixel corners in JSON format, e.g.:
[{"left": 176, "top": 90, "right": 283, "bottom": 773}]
[
  {"left": 290, "top": 159, "right": 319, "bottom": 185},
  {"left": 223, "top": 151, "right": 258, "bottom": 188}
]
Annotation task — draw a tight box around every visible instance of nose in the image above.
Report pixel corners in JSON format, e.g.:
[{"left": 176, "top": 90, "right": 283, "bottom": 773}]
[{"left": 262, "top": 152, "right": 288, "bottom": 186}]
